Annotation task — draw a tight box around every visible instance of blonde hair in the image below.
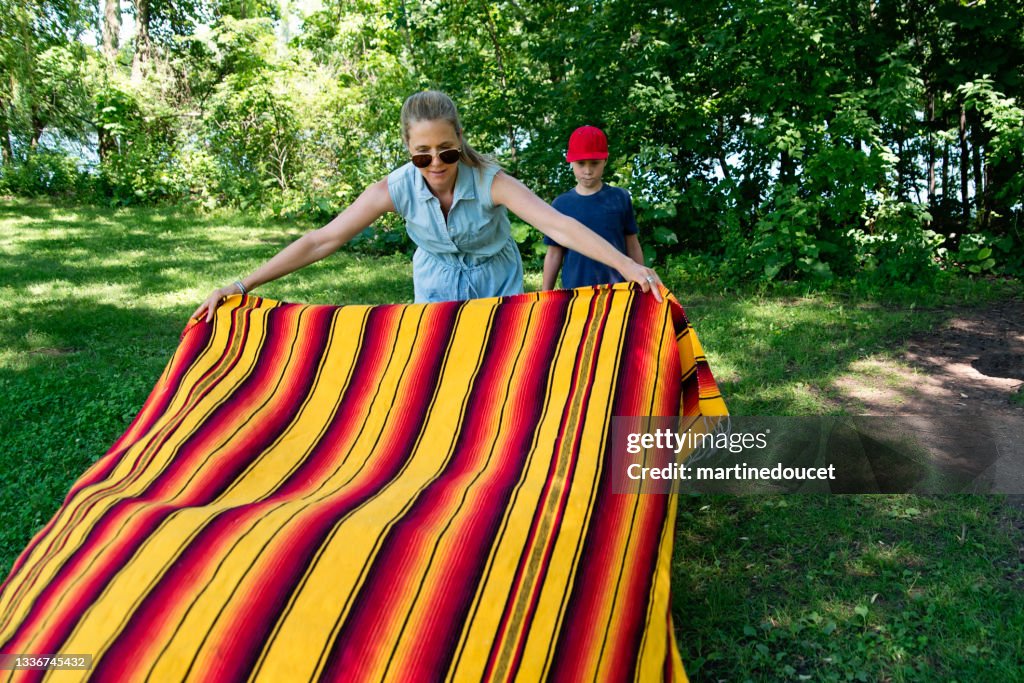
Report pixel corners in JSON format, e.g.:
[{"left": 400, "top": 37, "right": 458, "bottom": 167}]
[{"left": 400, "top": 91, "right": 493, "bottom": 169}]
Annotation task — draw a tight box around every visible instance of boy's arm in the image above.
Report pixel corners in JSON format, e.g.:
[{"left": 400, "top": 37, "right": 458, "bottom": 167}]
[
  {"left": 543, "top": 246, "right": 565, "bottom": 290},
  {"left": 625, "top": 234, "right": 644, "bottom": 266}
]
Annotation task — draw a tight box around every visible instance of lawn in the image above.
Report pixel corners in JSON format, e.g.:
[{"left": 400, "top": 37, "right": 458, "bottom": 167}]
[{"left": 1, "top": 198, "right": 1022, "bottom": 681}]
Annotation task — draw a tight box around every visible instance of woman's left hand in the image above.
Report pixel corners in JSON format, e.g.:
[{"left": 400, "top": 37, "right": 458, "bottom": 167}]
[{"left": 620, "top": 260, "right": 664, "bottom": 302}]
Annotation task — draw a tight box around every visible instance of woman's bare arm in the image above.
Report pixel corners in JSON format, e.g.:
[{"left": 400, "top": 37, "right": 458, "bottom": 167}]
[
  {"left": 193, "top": 179, "right": 395, "bottom": 321},
  {"left": 491, "top": 172, "right": 663, "bottom": 301}
]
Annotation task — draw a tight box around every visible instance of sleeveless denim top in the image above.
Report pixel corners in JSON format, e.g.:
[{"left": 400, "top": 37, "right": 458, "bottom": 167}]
[{"left": 387, "top": 161, "right": 524, "bottom": 303}]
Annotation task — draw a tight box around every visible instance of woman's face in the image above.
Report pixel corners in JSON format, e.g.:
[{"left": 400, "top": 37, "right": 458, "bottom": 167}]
[{"left": 406, "top": 119, "right": 461, "bottom": 194}]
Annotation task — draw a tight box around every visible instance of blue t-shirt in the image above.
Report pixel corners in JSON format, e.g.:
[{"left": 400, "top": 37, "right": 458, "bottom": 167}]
[{"left": 544, "top": 184, "right": 639, "bottom": 289}]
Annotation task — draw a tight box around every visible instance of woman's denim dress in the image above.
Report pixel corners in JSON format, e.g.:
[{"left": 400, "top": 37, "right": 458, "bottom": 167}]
[{"left": 387, "top": 161, "right": 524, "bottom": 303}]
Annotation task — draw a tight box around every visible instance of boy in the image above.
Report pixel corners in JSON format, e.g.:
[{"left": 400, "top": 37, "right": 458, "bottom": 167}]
[{"left": 542, "top": 125, "right": 645, "bottom": 290}]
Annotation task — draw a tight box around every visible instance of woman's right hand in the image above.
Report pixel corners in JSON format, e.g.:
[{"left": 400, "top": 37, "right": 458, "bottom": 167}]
[{"left": 192, "top": 285, "right": 240, "bottom": 324}]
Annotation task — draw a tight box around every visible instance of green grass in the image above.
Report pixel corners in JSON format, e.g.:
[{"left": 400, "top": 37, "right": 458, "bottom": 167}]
[
  {"left": 659, "top": 272, "right": 1017, "bottom": 417},
  {"left": 1012, "top": 387, "right": 1024, "bottom": 408},
  {"left": 673, "top": 495, "right": 1024, "bottom": 682},
  {"left": 2, "top": 198, "right": 1022, "bottom": 681}
]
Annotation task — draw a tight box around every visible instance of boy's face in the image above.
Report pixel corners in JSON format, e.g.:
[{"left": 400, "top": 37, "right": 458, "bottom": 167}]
[{"left": 570, "top": 158, "right": 606, "bottom": 191}]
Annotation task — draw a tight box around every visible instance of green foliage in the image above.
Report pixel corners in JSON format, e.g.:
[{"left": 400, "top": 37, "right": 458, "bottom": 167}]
[
  {"left": 204, "top": 77, "right": 299, "bottom": 206},
  {"left": 751, "top": 187, "right": 835, "bottom": 282},
  {"left": 347, "top": 224, "right": 414, "bottom": 257},
  {"left": 960, "top": 77, "right": 1024, "bottom": 213},
  {"left": 509, "top": 220, "right": 546, "bottom": 270},
  {"left": 663, "top": 252, "right": 721, "bottom": 289},
  {"left": 2, "top": 0, "right": 1024, "bottom": 280},
  {"left": 990, "top": 232, "right": 1024, "bottom": 276},
  {"left": 948, "top": 233, "right": 996, "bottom": 274},
  {"left": 855, "top": 199, "right": 943, "bottom": 285},
  {"left": 0, "top": 149, "right": 89, "bottom": 196},
  {"left": 24, "top": 44, "right": 94, "bottom": 139},
  {"left": 93, "top": 83, "right": 186, "bottom": 205}
]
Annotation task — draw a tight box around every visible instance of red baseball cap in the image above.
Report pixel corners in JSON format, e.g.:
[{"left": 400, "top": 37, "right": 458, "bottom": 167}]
[{"left": 566, "top": 126, "right": 608, "bottom": 162}]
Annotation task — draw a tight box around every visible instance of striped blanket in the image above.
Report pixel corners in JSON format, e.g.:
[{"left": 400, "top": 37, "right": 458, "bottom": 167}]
[{"left": 0, "top": 284, "right": 725, "bottom": 682}]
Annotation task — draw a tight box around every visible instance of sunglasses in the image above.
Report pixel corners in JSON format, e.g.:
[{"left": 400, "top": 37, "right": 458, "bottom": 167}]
[{"left": 411, "top": 148, "right": 461, "bottom": 168}]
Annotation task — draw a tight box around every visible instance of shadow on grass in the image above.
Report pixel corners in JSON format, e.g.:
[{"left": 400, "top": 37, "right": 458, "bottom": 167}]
[
  {"left": 0, "top": 200, "right": 306, "bottom": 295},
  {"left": 671, "top": 494, "right": 1024, "bottom": 681},
  {"left": 1, "top": 199, "right": 415, "bottom": 330},
  {"left": 664, "top": 290, "right": 949, "bottom": 416}
]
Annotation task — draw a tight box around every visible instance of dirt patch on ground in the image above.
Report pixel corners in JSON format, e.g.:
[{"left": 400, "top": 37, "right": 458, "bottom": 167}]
[
  {"left": 830, "top": 297, "right": 1024, "bottom": 534},
  {"left": 831, "top": 298, "right": 1024, "bottom": 416}
]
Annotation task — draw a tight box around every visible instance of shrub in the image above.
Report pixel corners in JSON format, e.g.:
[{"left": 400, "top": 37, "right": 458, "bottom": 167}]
[
  {"left": 0, "top": 150, "right": 90, "bottom": 198},
  {"left": 854, "top": 199, "right": 942, "bottom": 285}
]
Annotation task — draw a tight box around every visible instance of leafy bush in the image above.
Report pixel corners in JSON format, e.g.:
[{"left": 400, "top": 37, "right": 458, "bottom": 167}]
[
  {"left": 511, "top": 220, "right": 547, "bottom": 270},
  {"left": 961, "top": 78, "right": 1024, "bottom": 215},
  {"left": 854, "top": 199, "right": 942, "bottom": 284},
  {"left": 203, "top": 77, "right": 302, "bottom": 208},
  {"left": 990, "top": 230, "right": 1024, "bottom": 276},
  {"left": 0, "top": 150, "right": 90, "bottom": 197},
  {"left": 945, "top": 232, "right": 998, "bottom": 275},
  {"left": 94, "top": 85, "right": 186, "bottom": 205},
  {"left": 663, "top": 251, "right": 721, "bottom": 287},
  {"left": 346, "top": 222, "right": 414, "bottom": 257},
  {"left": 178, "top": 147, "right": 223, "bottom": 210},
  {"left": 721, "top": 186, "right": 836, "bottom": 284}
]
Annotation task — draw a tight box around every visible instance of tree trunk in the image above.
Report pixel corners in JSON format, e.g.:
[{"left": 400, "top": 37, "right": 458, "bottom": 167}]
[
  {"left": 131, "top": 0, "right": 152, "bottom": 82},
  {"left": 780, "top": 150, "right": 794, "bottom": 185},
  {"left": 986, "top": 156, "right": 1014, "bottom": 233},
  {"left": 103, "top": 0, "right": 121, "bottom": 63},
  {"left": 0, "top": 98, "right": 12, "bottom": 164},
  {"left": 97, "top": 124, "right": 117, "bottom": 162},
  {"left": 970, "top": 115, "right": 984, "bottom": 226},
  {"left": 716, "top": 121, "right": 732, "bottom": 181},
  {"left": 927, "top": 91, "right": 935, "bottom": 207},
  {"left": 30, "top": 113, "right": 44, "bottom": 149},
  {"left": 0, "top": 129, "right": 11, "bottom": 164},
  {"left": 959, "top": 102, "right": 969, "bottom": 224},
  {"left": 895, "top": 132, "right": 906, "bottom": 201},
  {"left": 941, "top": 138, "right": 949, "bottom": 225}
]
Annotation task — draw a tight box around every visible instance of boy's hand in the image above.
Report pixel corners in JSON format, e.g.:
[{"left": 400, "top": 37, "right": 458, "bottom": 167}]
[{"left": 542, "top": 245, "right": 565, "bottom": 291}]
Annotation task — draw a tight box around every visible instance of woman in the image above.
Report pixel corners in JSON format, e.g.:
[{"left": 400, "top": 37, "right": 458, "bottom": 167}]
[{"left": 193, "top": 91, "right": 662, "bottom": 322}]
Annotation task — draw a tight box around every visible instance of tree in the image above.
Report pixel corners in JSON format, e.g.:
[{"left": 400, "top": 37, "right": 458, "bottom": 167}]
[
  {"left": 103, "top": 0, "right": 122, "bottom": 64},
  {"left": 0, "top": 0, "right": 94, "bottom": 155}
]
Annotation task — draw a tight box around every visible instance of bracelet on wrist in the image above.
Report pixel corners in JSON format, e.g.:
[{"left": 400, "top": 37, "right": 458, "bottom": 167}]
[{"left": 234, "top": 280, "right": 248, "bottom": 295}]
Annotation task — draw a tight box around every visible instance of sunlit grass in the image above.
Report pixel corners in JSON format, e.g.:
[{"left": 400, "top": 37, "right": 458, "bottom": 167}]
[{"left": 659, "top": 280, "right": 1017, "bottom": 416}]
